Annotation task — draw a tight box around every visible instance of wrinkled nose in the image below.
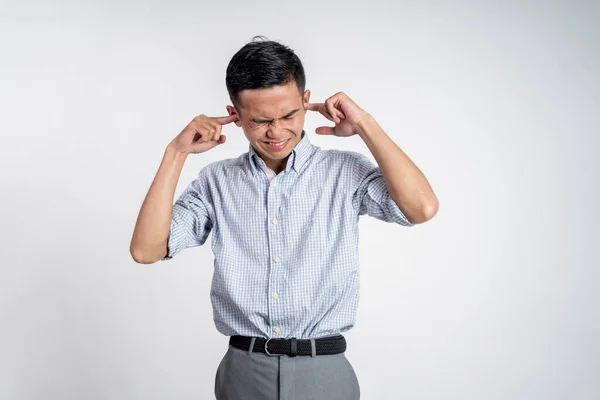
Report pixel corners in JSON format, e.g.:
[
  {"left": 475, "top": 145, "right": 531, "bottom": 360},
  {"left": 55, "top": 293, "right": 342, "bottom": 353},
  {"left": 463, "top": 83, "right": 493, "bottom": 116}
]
[{"left": 266, "top": 120, "right": 287, "bottom": 139}]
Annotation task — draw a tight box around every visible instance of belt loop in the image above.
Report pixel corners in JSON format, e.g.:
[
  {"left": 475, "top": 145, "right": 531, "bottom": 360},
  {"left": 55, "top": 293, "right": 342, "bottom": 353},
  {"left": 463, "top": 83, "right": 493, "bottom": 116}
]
[
  {"left": 247, "top": 337, "right": 256, "bottom": 356},
  {"left": 310, "top": 338, "right": 316, "bottom": 357},
  {"left": 290, "top": 338, "right": 297, "bottom": 357}
]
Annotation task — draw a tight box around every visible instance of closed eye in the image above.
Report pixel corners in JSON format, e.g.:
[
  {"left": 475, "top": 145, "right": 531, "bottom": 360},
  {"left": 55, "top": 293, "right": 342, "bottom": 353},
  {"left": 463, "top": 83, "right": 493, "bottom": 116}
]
[
  {"left": 250, "top": 109, "right": 299, "bottom": 124},
  {"left": 283, "top": 110, "right": 299, "bottom": 119}
]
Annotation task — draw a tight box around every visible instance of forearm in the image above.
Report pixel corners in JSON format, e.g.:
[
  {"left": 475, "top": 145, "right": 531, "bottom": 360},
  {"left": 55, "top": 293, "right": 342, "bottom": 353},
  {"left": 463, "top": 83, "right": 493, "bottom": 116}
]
[
  {"left": 356, "top": 115, "right": 438, "bottom": 223},
  {"left": 130, "top": 143, "right": 188, "bottom": 263}
]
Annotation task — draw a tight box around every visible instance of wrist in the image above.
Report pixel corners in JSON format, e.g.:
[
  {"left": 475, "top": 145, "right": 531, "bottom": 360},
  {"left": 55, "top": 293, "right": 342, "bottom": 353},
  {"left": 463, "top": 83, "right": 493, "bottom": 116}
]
[
  {"left": 355, "top": 113, "right": 378, "bottom": 138},
  {"left": 165, "top": 142, "right": 189, "bottom": 163}
]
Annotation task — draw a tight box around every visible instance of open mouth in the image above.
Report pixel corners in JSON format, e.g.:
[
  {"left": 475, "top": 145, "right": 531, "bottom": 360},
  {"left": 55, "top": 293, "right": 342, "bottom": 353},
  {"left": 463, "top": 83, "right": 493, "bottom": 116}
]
[{"left": 263, "top": 138, "right": 290, "bottom": 151}]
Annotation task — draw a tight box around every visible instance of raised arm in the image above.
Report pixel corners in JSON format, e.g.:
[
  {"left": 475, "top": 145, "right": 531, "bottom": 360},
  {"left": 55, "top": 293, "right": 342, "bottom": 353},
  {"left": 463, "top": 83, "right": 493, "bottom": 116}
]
[
  {"left": 129, "top": 113, "right": 237, "bottom": 264},
  {"left": 129, "top": 143, "right": 188, "bottom": 263},
  {"left": 305, "top": 92, "right": 438, "bottom": 224}
]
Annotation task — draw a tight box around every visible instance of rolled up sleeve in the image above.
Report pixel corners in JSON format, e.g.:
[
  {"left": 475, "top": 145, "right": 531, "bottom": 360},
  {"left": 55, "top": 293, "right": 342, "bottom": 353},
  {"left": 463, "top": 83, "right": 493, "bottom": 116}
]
[
  {"left": 161, "top": 170, "right": 214, "bottom": 261},
  {"left": 350, "top": 153, "right": 414, "bottom": 226}
]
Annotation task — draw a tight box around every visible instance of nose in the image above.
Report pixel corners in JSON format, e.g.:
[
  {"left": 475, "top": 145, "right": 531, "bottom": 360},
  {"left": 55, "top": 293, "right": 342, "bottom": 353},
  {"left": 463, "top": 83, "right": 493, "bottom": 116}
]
[
  {"left": 266, "top": 119, "right": 286, "bottom": 138},
  {"left": 269, "top": 119, "right": 282, "bottom": 129}
]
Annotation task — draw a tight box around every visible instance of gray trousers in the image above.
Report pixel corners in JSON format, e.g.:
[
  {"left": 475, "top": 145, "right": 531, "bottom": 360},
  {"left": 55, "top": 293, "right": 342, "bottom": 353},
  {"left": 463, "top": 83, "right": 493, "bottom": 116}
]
[{"left": 214, "top": 341, "right": 360, "bottom": 399}]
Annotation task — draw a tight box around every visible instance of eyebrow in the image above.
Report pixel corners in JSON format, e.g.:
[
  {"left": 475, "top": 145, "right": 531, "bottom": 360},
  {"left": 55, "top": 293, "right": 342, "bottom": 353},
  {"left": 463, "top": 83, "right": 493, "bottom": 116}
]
[{"left": 250, "top": 109, "right": 299, "bottom": 124}]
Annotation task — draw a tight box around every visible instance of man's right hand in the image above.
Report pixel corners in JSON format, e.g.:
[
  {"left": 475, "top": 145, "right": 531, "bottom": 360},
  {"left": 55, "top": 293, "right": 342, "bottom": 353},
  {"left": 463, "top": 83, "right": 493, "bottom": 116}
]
[{"left": 170, "top": 113, "right": 239, "bottom": 155}]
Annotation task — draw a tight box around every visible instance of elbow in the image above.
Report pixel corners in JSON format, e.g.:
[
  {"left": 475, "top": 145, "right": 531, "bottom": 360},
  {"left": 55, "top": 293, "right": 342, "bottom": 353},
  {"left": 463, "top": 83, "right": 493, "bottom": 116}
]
[
  {"left": 130, "top": 247, "right": 150, "bottom": 264},
  {"left": 406, "top": 198, "right": 439, "bottom": 224},
  {"left": 130, "top": 244, "right": 163, "bottom": 264},
  {"left": 423, "top": 197, "right": 439, "bottom": 221}
]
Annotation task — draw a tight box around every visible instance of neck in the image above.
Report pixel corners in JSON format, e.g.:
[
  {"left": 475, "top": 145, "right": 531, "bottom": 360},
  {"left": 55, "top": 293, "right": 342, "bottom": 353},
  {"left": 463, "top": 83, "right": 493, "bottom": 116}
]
[{"left": 266, "top": 158, "right": 288, "bottom": 174}]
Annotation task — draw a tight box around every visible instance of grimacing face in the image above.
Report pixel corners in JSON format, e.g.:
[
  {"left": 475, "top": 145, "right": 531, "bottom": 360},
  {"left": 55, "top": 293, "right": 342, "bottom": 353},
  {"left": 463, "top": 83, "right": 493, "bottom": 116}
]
[{"left": 226, "top": 80, "right": 311, "bottom": 173}]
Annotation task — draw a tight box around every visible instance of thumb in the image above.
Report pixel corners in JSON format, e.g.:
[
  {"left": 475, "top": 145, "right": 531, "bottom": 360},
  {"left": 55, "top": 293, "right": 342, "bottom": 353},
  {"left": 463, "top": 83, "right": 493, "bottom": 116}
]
[{"left": 315, "top": 126, "right": 335, "bottom": 135}]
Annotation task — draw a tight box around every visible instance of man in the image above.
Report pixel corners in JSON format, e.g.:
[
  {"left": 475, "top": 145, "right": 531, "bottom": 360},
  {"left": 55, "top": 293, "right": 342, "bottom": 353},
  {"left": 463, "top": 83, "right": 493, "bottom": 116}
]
[{"left": 130, "top": 36, "right": 438, "bottom": 399}]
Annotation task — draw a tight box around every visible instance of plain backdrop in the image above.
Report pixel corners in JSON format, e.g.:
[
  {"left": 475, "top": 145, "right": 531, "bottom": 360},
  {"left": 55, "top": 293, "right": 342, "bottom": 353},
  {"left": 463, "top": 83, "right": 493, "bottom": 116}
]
[{"left": 1, "top": 0, "right": 598, "bottom": 399}]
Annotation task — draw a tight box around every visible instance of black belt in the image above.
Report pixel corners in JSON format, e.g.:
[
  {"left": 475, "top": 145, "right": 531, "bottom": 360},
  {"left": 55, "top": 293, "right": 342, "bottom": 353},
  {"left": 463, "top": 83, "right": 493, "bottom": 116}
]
[{"left": 229, "top": 334, "right": 346, "bottom": 357}]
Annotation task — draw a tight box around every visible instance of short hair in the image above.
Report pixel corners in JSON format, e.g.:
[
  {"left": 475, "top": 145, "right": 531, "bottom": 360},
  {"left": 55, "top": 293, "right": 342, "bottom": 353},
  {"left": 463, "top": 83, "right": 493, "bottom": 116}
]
[{"left": 226, "top": 36, "right": 306, "bottom": 109}]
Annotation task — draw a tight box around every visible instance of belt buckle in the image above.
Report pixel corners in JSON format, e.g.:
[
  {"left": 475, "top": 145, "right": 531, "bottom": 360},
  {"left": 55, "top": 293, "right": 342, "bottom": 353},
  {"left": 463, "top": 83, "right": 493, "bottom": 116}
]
[{"left": 264, "top": 338, "right": 277, "bottom": 357}]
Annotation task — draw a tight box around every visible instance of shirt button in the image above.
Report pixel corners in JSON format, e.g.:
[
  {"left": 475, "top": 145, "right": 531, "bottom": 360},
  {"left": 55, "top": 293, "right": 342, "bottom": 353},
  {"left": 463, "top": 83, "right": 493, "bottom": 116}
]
[
  {"left": 274, "top": 257, "right": 280, "bottom": 263},
  {"left": 272, "top": 292, "right": 279, "bottom": 299},
  {"left": 271, "top": 181, "right": 278, "bottom": 187},
  {"left": 274, "top": 327, "right": 281, "bottom": 333},
  {"left": 272, "top": 218, "right": 278, "bottom": 225}
]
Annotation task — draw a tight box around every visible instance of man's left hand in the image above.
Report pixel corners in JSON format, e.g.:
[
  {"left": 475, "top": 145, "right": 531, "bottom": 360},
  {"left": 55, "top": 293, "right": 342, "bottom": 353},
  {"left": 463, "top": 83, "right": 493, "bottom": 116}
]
[{"left": 305, "top": 92, "right": 370, "bottom": 137}]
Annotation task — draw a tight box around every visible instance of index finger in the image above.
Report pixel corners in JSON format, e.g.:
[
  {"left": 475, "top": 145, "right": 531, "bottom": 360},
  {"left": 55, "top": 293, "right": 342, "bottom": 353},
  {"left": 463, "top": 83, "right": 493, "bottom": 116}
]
[
  {"left": 211, "top": 114, "right": 239, "bottom": 125},
  {"left": 305, "top": 102, "right": 325, "bottom": 112}
]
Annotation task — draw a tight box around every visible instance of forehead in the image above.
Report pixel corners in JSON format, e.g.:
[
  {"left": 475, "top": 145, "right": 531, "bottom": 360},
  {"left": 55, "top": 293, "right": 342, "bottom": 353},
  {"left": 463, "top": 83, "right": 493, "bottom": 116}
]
[{"left": 238, "top": 81, "right": 302, "bottom": 117}]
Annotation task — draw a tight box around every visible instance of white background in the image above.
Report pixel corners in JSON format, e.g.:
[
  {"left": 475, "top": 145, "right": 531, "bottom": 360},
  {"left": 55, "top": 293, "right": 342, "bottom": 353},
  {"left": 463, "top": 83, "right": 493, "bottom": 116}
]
[{"left": 1, "top": 0, "right": 598, "bottom": 399}]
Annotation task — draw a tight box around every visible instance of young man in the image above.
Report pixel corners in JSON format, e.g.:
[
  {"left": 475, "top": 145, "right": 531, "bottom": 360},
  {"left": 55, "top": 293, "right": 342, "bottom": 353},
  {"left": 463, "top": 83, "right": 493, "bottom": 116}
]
[{"left": 130, "top": 37, "right": 438, "bottom": 399}]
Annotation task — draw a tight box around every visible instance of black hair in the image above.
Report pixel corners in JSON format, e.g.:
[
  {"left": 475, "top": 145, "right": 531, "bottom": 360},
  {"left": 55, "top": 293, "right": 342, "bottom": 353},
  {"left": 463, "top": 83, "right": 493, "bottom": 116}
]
[{"left": 226, "top": 36, "right": 306, "bottom": 109}]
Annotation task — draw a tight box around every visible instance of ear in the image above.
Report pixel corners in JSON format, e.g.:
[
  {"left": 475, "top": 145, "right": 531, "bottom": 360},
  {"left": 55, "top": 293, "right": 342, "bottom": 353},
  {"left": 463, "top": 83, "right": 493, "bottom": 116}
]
[
  {"left": 226, "top": 105, "right": 242, "bottom": 127},
  {"left": 302, "top": 89, "right": 311, "bottom": 113}
]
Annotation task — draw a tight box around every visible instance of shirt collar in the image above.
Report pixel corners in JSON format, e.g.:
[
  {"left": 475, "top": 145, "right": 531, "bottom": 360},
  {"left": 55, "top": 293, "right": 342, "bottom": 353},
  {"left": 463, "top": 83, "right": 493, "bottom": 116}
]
[{"left": 248, "top": 130, "right": 313, "bottom": 176}]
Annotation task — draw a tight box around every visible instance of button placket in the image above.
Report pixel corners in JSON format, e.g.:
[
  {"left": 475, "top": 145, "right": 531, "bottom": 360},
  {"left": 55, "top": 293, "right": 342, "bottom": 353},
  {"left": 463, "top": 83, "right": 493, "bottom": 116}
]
[{"left": 267, "top": 174, "right": 284, "bottom": 337}]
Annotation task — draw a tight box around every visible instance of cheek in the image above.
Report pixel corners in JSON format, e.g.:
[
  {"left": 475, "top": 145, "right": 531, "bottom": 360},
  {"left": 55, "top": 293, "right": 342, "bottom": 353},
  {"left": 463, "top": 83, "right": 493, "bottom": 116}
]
[
  {"left": 244, "top": 123, "right": 263, "bottom": 134},
  {"left": 290, "top": 115, "right": 305, "bottom": 129},
  {"left": 241, "top": 125, "right": 263, "bottom": 142}
]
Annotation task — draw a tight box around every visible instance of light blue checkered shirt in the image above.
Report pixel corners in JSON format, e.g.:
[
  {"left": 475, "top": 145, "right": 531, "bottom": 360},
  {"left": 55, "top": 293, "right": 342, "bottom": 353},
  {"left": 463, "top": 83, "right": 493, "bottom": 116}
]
[{"left": 162, "top": 131, "right": 414, "bottom": 339}]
